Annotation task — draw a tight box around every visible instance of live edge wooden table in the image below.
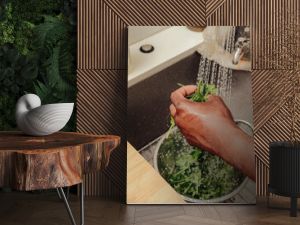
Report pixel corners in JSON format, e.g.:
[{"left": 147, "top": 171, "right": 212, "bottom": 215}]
[{"left": 0, "top": 132, "right": 120, "bottom": 225}]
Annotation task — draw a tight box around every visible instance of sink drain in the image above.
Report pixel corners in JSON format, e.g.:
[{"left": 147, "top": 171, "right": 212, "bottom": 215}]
[{"left": 140, "top": 44, "right": 154, "bottom": 53}]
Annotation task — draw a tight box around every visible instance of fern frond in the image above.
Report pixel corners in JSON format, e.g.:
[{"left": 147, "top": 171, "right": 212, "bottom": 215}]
[{"left": 33, "top": 15, "right": 69, "bottom": 56}]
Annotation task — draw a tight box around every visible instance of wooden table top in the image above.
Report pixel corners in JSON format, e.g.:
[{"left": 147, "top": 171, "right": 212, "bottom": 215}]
[
  {"left": 127, "top": 142, "right": 184, "bottom": 204},
  {"left": 0, "top": 132, "right": 120, "bottom": 191}
]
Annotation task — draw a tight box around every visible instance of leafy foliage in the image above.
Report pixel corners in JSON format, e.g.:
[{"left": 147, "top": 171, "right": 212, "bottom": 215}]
[
  {"left": 159, "top": 128, "right": 244, "bottom": 200},
  {"left": 33, "top": 16, "right": 76, "bottom": 103},
  {"left": 0, "top": 95, "right": 16, "bottom": 130},
  {"left": 0, "top": 44, "right": 38, "bottom": 130},
  {"left": 0, "top": 3, "right": 35, "bottom": 55},
  {"left": 0, "top": 44, "right": 37, "bottom": 95},
  {"left": 8, "top": 0, "right": 63, "bottom": 24},
  {"left": 32, "top": 15, "right": 76, "bottom": 131},
  {"left": 0, "top": 0, "right": 77, "bottom": 131}
]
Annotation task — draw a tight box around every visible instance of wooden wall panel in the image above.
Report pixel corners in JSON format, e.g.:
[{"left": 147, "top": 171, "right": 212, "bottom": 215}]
[
  {"left": 207, "top": 0, "right": 251, "bottom": 26},
  {"left": 252, "top": 70, "right": 295, "bottom": 131},
  {"left": 78, "top": 0, "right": 127, "bottom": 69},
  {"left": 104, "top": 0, "right": 206, "bottom": 26},
  {"left": 77, "top": 69, "right": 127, "bottom": 200},
  {"left": 206, "top": 0, "right": 225, "bottom": 18},
  {"left": 77, "top": 0, "right": 300, "bottom": 200},
  {"left": 251, "top": 0, "right": 299, "bottom": 195},
  {"left": 251, "top": 0, "right": 299, "bottom": 70}
]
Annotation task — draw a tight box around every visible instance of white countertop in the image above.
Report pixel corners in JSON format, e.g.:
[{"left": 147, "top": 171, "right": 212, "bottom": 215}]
[{"left": 128, "top": 27, "right": 204, "bottom": 88}]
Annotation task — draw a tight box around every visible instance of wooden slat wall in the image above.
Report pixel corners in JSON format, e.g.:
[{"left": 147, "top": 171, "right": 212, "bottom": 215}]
[
  {"left": 252, "top": 0, "right": 299, "bottom": 196},
  {"left": 77, "top": 69, "right": 127, "bottom": 200},
  {"left": 206, "top": 0, "right": 226, "bottom": 18},
  {"left": 251, "top": 0, "right": 299, "bottom": 70},
  {"left": 77, "top": 0, "right": 127, "bottom": 69},
  {"left": 207, "top": 0, "right": 252, "bottom": 26},
  {"left": 77, "top": 0, "right": 300, "bottom": 200},
  {"left": 104, "top": 0, "right": 207, "bottom": 26}
]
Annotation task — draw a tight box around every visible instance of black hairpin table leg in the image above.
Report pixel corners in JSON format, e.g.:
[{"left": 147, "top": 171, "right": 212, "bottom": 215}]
[{"left": 57, "top": 183, "right": 84, "bottom": 225}]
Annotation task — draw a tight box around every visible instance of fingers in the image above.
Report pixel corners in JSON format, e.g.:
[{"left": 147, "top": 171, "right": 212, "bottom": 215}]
[
  {"left": 170, "top": 85, "right": 197, "bottom": 107},
  {"left": 176, "top": 85, "right": 197, "bottom": 96},
  {"left": 169, "top": 104, "right": 176, "bottom": 117}
]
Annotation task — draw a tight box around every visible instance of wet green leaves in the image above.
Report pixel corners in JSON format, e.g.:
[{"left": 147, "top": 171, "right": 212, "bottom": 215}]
[{"left": 158, "top": 128, "right": 244, "bottom": 200}]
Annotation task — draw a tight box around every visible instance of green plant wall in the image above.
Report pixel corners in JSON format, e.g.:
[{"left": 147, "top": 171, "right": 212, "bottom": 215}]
[{"left": 0, "top": 0, "right": 77, "bottom": 131}]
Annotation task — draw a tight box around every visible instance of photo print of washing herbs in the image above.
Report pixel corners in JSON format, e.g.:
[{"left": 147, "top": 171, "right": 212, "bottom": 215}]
[
  {"left": 127, "top": 26, "right": 255, "bottom": 204},
  {"left": 0, "top": 0, "right": 76, "bottom": 131}
]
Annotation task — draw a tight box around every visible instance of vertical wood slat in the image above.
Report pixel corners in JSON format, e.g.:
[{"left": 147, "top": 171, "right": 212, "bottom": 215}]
[
  {"left": 256, "top": 157, "right": 269, "bottom": 196},
  {"left": 77, "top": 0, "right": 127, "bottom": 200},
  {"left": 251, "top": 0, "right": 299, "bottom": 70},
  {"left": 78, "top": 0, "right": 127, "bottom": 70}
]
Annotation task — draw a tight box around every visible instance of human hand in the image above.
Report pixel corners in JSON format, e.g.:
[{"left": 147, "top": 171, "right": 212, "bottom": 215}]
[
  {"left": 169, "top": 85, "right": 255, "bottom": 180},
  {"left": 169, "top": 85, "right": 236, "bottom": 156}
]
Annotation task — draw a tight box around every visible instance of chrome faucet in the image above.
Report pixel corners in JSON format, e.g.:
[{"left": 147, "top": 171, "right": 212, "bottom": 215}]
[{"left": 232, "top": 27, "right": 250, "bottom": 65}]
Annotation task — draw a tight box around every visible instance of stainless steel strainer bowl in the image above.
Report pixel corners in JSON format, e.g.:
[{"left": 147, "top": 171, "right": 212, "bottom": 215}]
[{"left": 153, "top": 119, "right": 253, "bottom": 203}]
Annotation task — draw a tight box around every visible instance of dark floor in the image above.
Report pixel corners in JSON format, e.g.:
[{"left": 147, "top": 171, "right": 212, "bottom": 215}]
[{"left": 0, "top": 192, "right": 299, "bottom": 225}]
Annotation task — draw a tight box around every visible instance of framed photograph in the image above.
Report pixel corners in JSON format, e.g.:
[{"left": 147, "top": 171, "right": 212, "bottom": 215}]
[{"left": 127, "top": 26, "right": 255, "bottom": 204}]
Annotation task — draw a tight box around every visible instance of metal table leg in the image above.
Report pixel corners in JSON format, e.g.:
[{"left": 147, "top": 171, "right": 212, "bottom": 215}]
[
  {"left": 290, "top": 196, "right": 298, "bottom": 217},
  {"left": 56, "top": 183, "right": 84, "bottom": 225},
  {"left": 57, "top": 187, "right": 70, "bottom": 200},
  {"left": 80, "top": 183, "right": 84, "bottom": 225}
]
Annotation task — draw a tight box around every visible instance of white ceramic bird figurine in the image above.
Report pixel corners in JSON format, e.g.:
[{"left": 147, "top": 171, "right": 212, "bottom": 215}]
[{"left": 16, "top": 94, "right": 74, "bottom": 136}]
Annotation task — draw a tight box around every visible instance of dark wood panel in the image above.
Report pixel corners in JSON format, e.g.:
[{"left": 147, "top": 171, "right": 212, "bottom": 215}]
[
  {"left": 77, "top": 69, "right": 127, "bottom": 200},
  {"left": 78, "top": 0, "right": 127, "bottom": 69},
  {"left": 207, "top": 0, "right": 251, "bottom": 26},
  {"left": 105, "top": 0, "right": 206, "bottom": 26}
]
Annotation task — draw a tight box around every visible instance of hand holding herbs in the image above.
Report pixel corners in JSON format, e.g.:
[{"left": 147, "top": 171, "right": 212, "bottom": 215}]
[
  {"left": 169, "top": 82, "right": 236, "bottom": 156},
  {"left": 158, "top": 81, "right": 254, "bottom": 200},
  {"left": 169, "top": 81, "right": 216, "bottom": 131}
]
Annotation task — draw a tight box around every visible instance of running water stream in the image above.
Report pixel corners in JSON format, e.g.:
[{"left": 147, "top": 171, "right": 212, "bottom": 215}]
[{"left": 197, "top": 27, "right": 236, "bottom": 106}]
